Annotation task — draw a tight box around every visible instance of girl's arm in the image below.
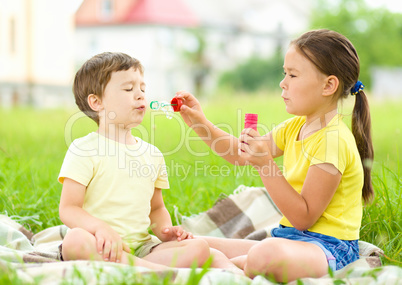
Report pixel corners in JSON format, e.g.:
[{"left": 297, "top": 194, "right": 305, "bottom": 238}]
[
  {"left": 59, "top": 178, "right": 130, "bottom": 262},
  {"left": 149, "top": 188, "right": 192, "bottom": 241},
  {"left": 176, "top": 91, "right": 283, "bottom": 165},
  {"left": 240, "top": 129, "right": 341, "bottom": 230}
]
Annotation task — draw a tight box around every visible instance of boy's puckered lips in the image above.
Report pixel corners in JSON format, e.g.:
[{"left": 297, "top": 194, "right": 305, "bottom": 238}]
[{"left": 135, "top": 104, "right": 146, "bottom": 111}]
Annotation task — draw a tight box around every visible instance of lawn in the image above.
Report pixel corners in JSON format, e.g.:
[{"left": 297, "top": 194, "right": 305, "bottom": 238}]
[{"left": 0, "top": 92, "right": 401, "bottom": 270}]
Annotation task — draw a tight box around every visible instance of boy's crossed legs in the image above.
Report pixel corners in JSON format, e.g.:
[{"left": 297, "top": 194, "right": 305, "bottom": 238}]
[{"left": 61, "top": 228, "right": 243, "bottom": 274}]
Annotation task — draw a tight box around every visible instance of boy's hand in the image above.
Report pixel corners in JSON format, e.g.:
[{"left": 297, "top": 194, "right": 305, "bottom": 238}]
[
  {"left": 95, "top": 225, "right": 131, "bottom": 263},
  {"left": 175, "top": 91, "right": 206, "bottom": 127},
  {"left": 160, "top": 226, "right": 194, "bottom": 242}
]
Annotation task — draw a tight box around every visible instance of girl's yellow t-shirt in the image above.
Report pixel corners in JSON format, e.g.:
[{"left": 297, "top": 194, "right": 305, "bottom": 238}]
[{"left": 272, "top": 114, "right": 363, "bottom": 240}]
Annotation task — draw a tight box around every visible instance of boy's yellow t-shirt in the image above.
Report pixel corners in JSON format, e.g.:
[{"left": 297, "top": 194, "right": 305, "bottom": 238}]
[
  {"left": 272, "top": 114, "right": 363, "bottom": 240},
  {"left": 58, "top": 132, "right": 169, "bottom": 250}
]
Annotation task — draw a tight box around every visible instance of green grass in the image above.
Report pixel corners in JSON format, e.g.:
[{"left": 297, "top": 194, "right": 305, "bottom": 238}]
[{"left": 0, "top": 93, "right": 401, "bottom": 282}]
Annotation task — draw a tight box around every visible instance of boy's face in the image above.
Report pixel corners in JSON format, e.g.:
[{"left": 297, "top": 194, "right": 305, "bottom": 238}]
[{"left": 99, "top": 67, "right": 146, "bottom": 128}]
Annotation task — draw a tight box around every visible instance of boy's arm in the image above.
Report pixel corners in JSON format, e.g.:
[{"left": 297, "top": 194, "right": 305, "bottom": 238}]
[
  {"left": 176, "top": 91, "right": 283, "bottom": 165},
  {"left": 59, "top": 178, "right": 129, "bottom": 262},
  {"left": 59, "top": 178, "right": 102, "bottom": 232},
  {"left": 149, "top": 188, "right": 191, "bottom": 242}
]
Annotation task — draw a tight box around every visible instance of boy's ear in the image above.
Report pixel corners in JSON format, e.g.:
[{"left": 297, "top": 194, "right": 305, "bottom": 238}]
[
  {"left": 322, "top": 75, "right": 339, "bottom": 96},
  {"left": 87, "top": 94, "right": 103, "bottom": 111}
]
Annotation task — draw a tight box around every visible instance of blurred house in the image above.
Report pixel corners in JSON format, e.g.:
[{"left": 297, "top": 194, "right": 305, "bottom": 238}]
[
  {"left": 0, "top": 0, "right": 313, "bottom": 108},
  {"left": 0, "top": 0, "right": 76, "bottom": 108},
  {"left": 181, "top": 0, "right": 313, "bottom": 94},
  {"left": 74, "top": 0, "right": 313, "bottom": 101},
  {"left": 371, "top": 67, "right": 402, "bottom": 99},
  {"left": 74, "top": 0, "right": 199, "bottom": 102}
]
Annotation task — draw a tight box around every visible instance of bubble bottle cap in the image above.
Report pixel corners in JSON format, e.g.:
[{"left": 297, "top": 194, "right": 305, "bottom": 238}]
[
  {"left": 245, "top": 113, "right": 258, "bottom": 131},
  {"left": 170, "top": 97, "right": 183, "bottom": 112},
  {"left": 149, "top": 97, "right": 183, "bottom": 119}
]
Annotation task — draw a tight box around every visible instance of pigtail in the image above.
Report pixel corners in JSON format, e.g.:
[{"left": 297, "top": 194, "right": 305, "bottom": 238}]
[{"left": 351, "top": 90, "right": 374, "bottom": 204}]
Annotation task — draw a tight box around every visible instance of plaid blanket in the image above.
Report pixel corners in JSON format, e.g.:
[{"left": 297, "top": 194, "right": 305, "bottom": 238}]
[
  {"left": 0, "top": 185, "right": 401, "bottom": 284},
  {"left": 178, "top": 185, "right": 282, "bottom": 240}
]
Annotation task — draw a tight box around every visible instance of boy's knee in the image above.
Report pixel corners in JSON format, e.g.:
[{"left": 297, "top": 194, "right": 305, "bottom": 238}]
[
  {"left": 184, "top": 239, "right": 210, "bottom": 266},
  {"left": 62, "top": 228, "right": 97, "bottom": 261}
]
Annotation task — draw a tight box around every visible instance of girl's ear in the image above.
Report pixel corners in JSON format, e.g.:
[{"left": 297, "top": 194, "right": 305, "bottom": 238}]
[
  {"left": 323, "top": 75, "right": 339, "bottom": 97},
  {"left": 87, "top": 94, "right": 103, "bottom": 111}
]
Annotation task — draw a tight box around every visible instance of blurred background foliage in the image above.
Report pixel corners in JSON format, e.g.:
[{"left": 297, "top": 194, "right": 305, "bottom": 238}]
[
  {"left": 218, "top": 56, "right": 283, "bottom": 92},
  {"left": 311, "top": 0, "right": 402, "bottom": 88},
  {"left": 217, "top": 0, "right": 402, "bottom": 92}
]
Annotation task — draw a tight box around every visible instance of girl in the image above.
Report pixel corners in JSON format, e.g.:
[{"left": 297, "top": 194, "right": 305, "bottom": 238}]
[{"left": 175, "top": 29, "right": 374, "bottom": 282}]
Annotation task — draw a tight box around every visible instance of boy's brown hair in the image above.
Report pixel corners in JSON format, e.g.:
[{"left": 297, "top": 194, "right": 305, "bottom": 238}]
[{"left": 73, "top": 52, "right": 144, "bottom": 125}]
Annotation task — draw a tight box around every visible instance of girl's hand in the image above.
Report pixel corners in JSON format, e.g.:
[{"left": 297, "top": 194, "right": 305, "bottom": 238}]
[
  {"left": 239, "top": 128, "right": 272, "bottom": 168},
  {"left": 95, "top": 225, "right": 131, "bottom": 263},
  {"left": 175, "top": 91, "right": 207, "bottom": 127},
  {"left": 160, "top": 226, "right": 194, "bottom": 242}
]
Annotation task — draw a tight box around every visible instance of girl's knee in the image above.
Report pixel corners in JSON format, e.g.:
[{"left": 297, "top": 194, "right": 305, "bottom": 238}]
[{"left": 245, "top": 239, "right": 290, "bottom": 280}]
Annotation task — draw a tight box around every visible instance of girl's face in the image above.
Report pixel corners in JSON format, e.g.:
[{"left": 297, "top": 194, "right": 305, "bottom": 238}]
[{"left": 279, "top": 45, "right": 329, "bottom": 118}]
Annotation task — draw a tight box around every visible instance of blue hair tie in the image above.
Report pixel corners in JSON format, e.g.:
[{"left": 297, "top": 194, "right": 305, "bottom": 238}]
[{"left": 351, "top": 81, "right": 364, "bottom": 96}]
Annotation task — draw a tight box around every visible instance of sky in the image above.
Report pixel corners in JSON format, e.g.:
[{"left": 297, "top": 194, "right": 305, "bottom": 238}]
[
  {"left": 70, "top": 0, "right": 83, "bottom": 12},
  {"left": 69, "top": 0, "right": 402, "bottom": 14},
  {"left": 366, "top": 0, "right": 402, "bottom": 13}
]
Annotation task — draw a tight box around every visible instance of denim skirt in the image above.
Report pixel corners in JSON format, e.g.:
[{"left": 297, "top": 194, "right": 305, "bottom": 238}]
[{"left": 271, "top": 225, "right": 359, "bottom": 271}]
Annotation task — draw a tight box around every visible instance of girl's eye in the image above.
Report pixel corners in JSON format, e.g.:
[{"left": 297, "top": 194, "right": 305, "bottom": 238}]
[
  {"left": 283, "top": 72, "right": 296, "bottom": 78},
  {"left": 125, "top": 88, "right": 133, "bottom": 92}
]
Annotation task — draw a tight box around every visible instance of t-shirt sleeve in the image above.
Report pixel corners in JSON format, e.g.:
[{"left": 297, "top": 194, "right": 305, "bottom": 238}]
[
  {"left": 309, "top": 128, "right": 347, "bottom": 174},
  {"left": 153, "top": 149, "right": 169, "bottom": 190},
  {"left": 271, "top": 118, "right": 293, "bottom": 151},
  {"left": 58, "top": 142, "right": 94, "bottom": 186}
]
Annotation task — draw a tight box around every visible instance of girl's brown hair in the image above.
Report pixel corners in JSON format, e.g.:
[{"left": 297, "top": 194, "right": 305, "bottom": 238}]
[
  {"left": 292, "top": 29, "right": 374, "bottom": 204},
  {"left": 73, "top": 52, "right": 144, "bottom": 125}
]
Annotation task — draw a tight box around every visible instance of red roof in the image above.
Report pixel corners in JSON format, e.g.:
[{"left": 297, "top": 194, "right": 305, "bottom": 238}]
[
  {"left": 75, "top": 0, "right": 198, "bottom": 27},
  {"left": 125, "top": 0, "right": 198, "bottom": 26}
]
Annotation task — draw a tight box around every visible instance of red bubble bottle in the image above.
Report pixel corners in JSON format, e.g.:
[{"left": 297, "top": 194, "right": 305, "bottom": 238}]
[{"left": 244, "top": 113, "right": 258, "bottom": 131}]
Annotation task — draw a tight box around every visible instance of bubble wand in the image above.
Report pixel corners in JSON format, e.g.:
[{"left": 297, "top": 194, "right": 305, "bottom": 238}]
[{"left": 150, "top": 97, "right": 183, "bottom": 119}]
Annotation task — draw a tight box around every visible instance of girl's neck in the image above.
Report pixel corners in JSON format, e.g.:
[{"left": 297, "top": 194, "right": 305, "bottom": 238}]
[
  {"left": 299, "top": 108, "right": 338, "bottom": 140},
  {"left": 96, "top": 124, "right": 137, "bottom": 145}
]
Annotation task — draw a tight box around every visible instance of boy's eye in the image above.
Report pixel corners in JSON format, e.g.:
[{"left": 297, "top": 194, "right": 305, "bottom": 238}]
[{"left": 124, "top": 88, "right": 133, "bottom": 91}]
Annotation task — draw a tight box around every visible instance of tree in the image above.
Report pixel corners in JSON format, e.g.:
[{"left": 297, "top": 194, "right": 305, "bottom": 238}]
[
  {"left": 310, "top": 0, "right": 402, "bottom": 88},
  {"left": 218, "top": 56, "right": 284, "bottom": 92}
]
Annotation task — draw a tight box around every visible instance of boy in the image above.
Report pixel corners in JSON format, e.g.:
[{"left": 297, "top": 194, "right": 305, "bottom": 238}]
[{"left": 58, "top": 52, "right": 224, "bottom": 270}]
